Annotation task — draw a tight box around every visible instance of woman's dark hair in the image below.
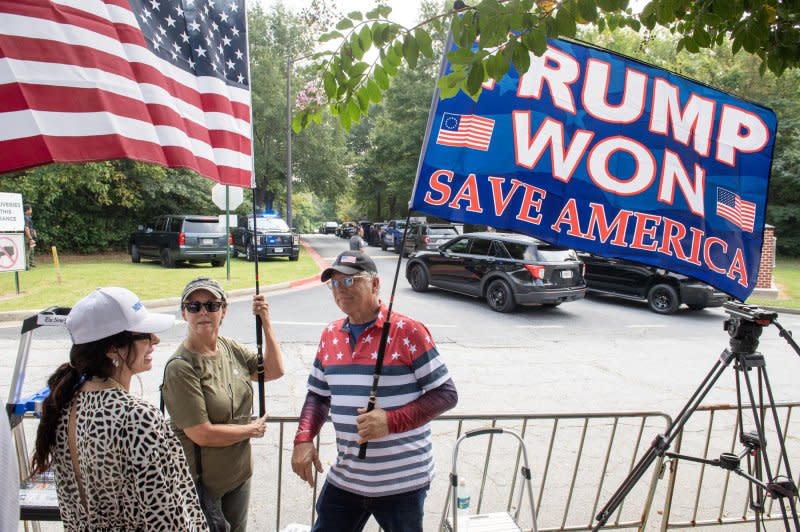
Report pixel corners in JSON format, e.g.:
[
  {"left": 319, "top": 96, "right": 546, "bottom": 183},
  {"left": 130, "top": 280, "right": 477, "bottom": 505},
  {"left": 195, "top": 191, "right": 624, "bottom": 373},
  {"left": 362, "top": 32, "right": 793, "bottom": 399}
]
[{"left": 30, "top": 331, "right": 139, "bottom": 476}]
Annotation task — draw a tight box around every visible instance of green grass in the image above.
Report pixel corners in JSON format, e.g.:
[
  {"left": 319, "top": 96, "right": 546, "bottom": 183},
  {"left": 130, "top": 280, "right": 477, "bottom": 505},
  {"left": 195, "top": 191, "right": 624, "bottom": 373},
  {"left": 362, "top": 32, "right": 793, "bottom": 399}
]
[
  {"left": 746, "top": 258, "right": 800, "bottom": 310},
  {"left": 0, "top": 251, "right": 319, "bottom": 312}
]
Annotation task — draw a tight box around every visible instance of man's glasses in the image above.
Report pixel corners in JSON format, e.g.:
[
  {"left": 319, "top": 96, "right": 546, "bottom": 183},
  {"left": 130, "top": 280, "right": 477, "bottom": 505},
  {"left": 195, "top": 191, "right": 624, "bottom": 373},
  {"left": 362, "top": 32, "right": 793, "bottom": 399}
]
[
  {"left": 327, "top": 274, "right": 371, "bottom": 290},
  {"left": 130, "top": 332, "right": 153, "bottom": 345},
  {"left": 182, "top": 301, "right": 226, "bottom": 313}
]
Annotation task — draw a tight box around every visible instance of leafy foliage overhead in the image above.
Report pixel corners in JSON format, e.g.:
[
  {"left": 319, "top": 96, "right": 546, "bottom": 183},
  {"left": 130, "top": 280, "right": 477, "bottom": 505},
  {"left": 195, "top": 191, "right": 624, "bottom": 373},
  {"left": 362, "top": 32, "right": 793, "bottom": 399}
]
[{"left": 295, "top": 0, "right": 800, "bottom": 131}]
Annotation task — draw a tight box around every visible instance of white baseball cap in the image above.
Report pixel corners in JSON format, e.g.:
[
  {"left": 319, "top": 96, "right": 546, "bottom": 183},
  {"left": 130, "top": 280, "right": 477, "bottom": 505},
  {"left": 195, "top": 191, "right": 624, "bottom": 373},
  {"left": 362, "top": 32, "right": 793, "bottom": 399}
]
[{"left": 66, "top": 287, "right": 174, "bottom": 345}]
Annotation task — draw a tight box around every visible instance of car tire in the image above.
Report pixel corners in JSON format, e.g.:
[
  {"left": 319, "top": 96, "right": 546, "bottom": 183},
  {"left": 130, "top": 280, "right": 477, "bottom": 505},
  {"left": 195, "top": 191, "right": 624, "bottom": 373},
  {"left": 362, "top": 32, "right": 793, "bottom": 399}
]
[
  {"left": 648, "top": 283, "right": 679, "bottom": 314},
  {"left": 231, "top": 247, "right": 239, "bottom": 258},
  {"left": 409, "top": 264, "right": 429, "bottom": 292},
  {"left": 160, "top": 248, "right": 175, "bottom": 268},
  {"left": 381, "top": 242, "right": 387, "bottom": 251},
  {"left": 131, "top": 244, "right": 141, "bottom": 263},
  {"left": 211, "top": 258, "right": 225, "bottom": 267},
  {"left": 486, "top": 279, "right": 516, "bottom": 313},
  {"left": 289, "top": 254, "right": 299, "bottom": 261}
]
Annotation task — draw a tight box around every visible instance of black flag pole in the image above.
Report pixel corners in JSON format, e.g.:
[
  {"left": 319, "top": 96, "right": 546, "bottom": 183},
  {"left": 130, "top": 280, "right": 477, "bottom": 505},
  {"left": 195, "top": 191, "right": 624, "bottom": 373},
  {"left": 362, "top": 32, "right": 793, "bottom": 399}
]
[
  {"left": 358, "top": 18, "right": 459, "bottom": 459},
  {"left": 252, "top": 193, "right": 265, "bottom": 417},
  {"left": 358, "top": 212, "right": 414, "bottom": 459},
  {"left": 242, "top": 0, "right": 264, "bottom": 418}
]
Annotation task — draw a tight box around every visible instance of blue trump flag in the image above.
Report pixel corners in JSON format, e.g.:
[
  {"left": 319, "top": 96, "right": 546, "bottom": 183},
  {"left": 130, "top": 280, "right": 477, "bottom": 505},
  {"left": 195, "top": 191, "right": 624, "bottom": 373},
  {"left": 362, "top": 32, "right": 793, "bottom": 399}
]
[{"left": 410, "top": 38, "right": 777, "bottom": 302}]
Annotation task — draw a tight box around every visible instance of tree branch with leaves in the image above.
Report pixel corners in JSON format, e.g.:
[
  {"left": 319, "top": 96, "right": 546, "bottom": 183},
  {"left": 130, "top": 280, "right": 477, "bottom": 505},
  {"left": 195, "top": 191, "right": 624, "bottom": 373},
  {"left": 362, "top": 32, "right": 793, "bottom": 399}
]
[{"left": 295, "top": 0, "right": 799, "bottom": 131}]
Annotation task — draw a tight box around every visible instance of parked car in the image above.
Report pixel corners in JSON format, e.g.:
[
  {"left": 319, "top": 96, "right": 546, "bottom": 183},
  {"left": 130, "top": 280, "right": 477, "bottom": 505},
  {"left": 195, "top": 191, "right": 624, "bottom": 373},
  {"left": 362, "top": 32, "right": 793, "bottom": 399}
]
[
  {"left": 323, "top": 221, "right": 338, "bottom": 234},
  {"left": 401, "top": 223, "right": 460, "bottom": 256},
  {"left": 405, "top": 232, "right": 586, "bottom": 312},
  {"left": 578, "top": 252, "right": 730, "bottom": 314},
  {"left": 381, "top": 219, "right": 408, "bottom": 252},
  {"left": 231, "top": 214, "right": 299, "bottom": 261},
  {"left": 129, "top": 214, "right": 228, "bottom": 268},
  {"left": 338, "top": 222, "right": 358, "bottom": 239}
]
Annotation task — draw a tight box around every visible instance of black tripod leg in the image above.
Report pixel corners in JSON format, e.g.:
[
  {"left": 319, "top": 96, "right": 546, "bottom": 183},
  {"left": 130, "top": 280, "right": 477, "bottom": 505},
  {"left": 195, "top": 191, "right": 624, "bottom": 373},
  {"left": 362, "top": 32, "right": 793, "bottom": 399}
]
[
  {"left": 741, "top": 360, "right": 800, "bottom": 531},
  {"left": 593, "top": 349, "right": 735, "bottom": 531}
]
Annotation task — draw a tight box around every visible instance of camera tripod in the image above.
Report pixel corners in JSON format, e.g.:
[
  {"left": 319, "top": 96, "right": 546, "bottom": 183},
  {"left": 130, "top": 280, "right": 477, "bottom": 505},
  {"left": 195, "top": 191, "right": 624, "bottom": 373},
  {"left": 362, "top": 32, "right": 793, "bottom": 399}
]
[{"left": 593, "top": 302, "right": 800, "bottom": 531}]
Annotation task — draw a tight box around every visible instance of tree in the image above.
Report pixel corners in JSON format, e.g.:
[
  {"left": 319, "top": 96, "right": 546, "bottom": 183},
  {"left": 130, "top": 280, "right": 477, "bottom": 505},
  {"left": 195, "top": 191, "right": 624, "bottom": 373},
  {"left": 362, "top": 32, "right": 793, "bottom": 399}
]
[
  {"left": 294, "top": 0, "right": 800, "bottom": 131},
  {"left": 346, "top": 0, "right": 450, "bottom": 221},
  {"left": 0, "top": 162, "right": 215, "bottom": 252}
]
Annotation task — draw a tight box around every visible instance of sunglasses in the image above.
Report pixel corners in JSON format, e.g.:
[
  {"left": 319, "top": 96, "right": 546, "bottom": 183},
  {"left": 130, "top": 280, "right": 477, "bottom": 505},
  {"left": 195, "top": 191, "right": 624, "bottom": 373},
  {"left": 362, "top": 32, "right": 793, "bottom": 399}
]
[
  {"left": 327, "top": 274, "right": 371, "bottom": 290},
  {"left": 182, "top": 301, "right": 226, "bottom": 313}
]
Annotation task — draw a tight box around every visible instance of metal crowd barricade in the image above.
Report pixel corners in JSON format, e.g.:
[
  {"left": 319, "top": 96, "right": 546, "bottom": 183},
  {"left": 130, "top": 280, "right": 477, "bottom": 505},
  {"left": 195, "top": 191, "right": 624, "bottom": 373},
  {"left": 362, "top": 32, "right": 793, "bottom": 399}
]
[
  {"left": 659, "top": 402, "right": 800, "bottom": 531},
  {"left": 259, "top": 411, "right": 672, "bottom": 532}
]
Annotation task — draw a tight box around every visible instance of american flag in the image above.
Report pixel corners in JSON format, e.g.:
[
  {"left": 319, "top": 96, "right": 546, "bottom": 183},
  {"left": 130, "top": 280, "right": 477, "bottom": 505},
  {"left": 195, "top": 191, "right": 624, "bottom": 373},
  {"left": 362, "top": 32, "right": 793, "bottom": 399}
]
[
  {"left": 436, "top": 112, "right": 494, "bottom": 151},
  {"left": 717, "top": 187, "right": 756, "bottom": 232},
  {"left": 0, "top": 0, "right": 252, "bottom": 187}
]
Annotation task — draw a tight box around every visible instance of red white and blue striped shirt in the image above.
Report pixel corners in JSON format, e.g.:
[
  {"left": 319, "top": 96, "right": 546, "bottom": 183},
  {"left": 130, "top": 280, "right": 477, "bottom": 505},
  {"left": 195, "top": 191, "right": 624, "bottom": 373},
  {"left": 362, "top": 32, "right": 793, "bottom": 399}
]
[{"left": 307, "top": 304, "right": 451, "bottom": 497}]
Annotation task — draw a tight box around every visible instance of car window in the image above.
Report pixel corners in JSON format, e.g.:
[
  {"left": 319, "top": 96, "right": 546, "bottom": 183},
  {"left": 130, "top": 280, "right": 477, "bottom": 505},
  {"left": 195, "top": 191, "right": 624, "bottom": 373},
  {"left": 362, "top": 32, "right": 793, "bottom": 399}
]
[
  {"left": 169, "top": 218, "right": 182, "bottom": 232},
  {"left": 445, "top": 238, "right": 470, "bottom": 254},
  {"left": 490, "top": 241, "right": 510, "bottom": 258},
  {"left": 502, "top": 242, "right": 529, "bottom": 260},
  {"left": 535, "top": 242, "right": 579, "bottom": 262},
  {"left": 250, "top": 217, "right": 289, "bottom": 231},
  {"left": 469, "top": 238, "right": 491, "bottom": 256},
  {"left": 155, "top": 218, "right": 168, "bottom": 231},
  {"left": 428, "top": 227, "right": 458, "bottom": 236},
  {"left": 184, "top": 220, "right": 222, "bottom": 232}
]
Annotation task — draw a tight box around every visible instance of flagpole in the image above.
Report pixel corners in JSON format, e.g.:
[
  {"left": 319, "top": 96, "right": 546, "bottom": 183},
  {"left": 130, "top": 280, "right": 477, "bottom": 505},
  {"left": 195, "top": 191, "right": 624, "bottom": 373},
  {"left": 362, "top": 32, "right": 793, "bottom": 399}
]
[
  {"left": 242, "top": 0, "right": 265, "bottom": 417},
  {"left": 358, "top": 16, "right": 460, "bottom": 461}
]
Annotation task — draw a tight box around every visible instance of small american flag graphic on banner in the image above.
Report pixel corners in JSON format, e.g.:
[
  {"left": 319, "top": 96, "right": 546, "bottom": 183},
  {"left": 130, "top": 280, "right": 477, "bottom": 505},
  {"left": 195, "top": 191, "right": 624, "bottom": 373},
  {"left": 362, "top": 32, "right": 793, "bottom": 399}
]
[
  {"left": 716, "top": 187, "right": 756, "bottom": 232},
  {"left": 436, "top": 112, "right": 494, "bottom": 151}
]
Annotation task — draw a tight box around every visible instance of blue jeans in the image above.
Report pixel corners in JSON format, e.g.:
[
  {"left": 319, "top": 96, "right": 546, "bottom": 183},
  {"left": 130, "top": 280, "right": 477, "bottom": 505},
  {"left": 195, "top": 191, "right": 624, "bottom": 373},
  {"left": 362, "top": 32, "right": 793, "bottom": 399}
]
[{"left": 312, "top": 481, "right": 428, "bottom": 532}]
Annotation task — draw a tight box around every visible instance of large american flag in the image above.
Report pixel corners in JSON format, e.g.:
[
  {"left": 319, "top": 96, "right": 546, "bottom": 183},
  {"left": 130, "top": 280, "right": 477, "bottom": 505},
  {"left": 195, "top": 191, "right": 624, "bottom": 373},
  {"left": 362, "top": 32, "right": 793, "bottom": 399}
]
[
  {"left": 436, "top": 112, "right": 495, "bottom": 151},
  {"left": 717, "top": 187, "right": 756, "bottom": 232},
  {"left": 0, "top": 0, "right": 252, "bottom": 187}
]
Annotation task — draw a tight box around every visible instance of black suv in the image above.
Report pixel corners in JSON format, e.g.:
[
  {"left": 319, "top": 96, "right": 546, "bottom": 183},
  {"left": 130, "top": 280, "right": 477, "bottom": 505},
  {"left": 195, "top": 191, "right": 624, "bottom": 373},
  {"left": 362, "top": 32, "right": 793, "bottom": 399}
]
[
  {"left": 578, "top": 253, "right": 730, "bottom": 314},
  {"left": 402, "top": 223, "right": 460, "bottom": 256},
  {"left": 405, "top": 232, "right": 586, "bottom": 312},
  {"left": 129, "top": 215, "right": 228, "bottom": 268},
  {"left": 231, "top": 215, "right": 299, "bottom": 261}
]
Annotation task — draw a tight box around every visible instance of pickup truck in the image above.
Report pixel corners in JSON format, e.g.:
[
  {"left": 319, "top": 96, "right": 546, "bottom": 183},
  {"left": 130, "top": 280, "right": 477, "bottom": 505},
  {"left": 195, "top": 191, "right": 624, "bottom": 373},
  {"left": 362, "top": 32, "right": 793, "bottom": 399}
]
[
  {"left": 129, "top": 215, "right": 228, "bottom": 268},
  {"left": 231, "top": 215, "right": 299, "bottom": 261}
]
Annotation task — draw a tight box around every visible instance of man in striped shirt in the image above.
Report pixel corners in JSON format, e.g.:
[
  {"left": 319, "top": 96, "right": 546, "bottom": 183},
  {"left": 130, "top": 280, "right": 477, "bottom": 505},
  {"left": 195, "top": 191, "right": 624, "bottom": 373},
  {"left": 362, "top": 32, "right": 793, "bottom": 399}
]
[{"left": 291, "top": 250, "right": 458, "bottom": 531}]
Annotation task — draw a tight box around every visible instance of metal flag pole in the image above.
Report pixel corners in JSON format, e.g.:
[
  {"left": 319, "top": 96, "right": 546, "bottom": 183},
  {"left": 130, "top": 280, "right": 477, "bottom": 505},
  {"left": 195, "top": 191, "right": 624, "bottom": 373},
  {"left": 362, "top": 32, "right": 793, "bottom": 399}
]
[
  {"left": 358, "top": 10, "right": 460, "bottom": 460},
  {"left": 358, "top": 212, "right": 414, "bottom": 459},
  {"left": 242, "top": 0, "right": 265, "bottom": 417}
]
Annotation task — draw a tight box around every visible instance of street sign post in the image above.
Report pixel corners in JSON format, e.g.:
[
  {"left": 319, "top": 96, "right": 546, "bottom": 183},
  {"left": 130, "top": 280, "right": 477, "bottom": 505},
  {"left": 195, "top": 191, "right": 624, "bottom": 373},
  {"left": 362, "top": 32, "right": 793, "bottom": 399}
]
[{"left": 211, "top": 184, "right": 244, "bottom": 280}]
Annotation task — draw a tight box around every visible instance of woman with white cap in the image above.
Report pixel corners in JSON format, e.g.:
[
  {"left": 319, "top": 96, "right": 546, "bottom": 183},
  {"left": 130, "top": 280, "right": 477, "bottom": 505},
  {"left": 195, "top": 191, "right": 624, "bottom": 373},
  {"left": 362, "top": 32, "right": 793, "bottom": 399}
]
[
  {"left": 30, "top": 287, "right": 208, "bottom": 531},
  {"left": 161, "top": 277, "right": 284, "bottom": 532}
]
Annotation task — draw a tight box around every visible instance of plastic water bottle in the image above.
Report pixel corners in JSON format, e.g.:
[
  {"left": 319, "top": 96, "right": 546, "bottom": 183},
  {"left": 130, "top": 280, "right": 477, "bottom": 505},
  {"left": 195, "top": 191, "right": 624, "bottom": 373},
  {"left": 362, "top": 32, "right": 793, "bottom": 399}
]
[{"left": 456, "top": 478, "right": 471, "bottom": 530}]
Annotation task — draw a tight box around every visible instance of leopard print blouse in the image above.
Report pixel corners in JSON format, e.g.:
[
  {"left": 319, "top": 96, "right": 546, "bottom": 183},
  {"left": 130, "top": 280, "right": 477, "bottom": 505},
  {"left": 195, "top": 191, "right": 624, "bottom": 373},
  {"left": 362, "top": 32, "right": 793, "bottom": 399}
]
[{"left": 51, "top": 387, "right": 208, "bottom": 531}]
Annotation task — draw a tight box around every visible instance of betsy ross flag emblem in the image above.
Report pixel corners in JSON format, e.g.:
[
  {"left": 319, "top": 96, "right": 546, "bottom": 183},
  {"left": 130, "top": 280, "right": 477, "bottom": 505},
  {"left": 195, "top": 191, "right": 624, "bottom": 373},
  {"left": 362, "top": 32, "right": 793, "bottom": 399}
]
[
  {"left": 717, "top": 187, "right": 756, "bottom": 232},
  {"left": 436, "top": 112, "right": 494, "bottom": 151},
  {"left": 0, "top": 0, "right": 252, "bottom": 187}
]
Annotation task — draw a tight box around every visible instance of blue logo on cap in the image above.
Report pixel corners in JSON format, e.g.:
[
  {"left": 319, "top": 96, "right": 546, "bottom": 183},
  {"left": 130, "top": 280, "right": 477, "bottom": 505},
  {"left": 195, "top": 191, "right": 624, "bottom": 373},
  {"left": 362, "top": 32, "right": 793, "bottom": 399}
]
[{"left": 132, "top": 301, "right": 143, "bottom": 312}]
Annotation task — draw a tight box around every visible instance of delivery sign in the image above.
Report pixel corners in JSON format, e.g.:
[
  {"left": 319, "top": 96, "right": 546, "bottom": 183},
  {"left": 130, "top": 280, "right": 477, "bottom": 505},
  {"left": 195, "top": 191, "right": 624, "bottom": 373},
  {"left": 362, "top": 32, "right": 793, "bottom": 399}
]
[{"left": 411, "top": 38, "right": 777, "bottom": 301}]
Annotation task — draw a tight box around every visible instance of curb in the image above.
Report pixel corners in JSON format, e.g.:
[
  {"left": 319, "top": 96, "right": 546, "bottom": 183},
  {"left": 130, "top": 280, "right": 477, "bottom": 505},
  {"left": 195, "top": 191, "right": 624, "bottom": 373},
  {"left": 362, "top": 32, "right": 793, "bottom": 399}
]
[{"left": 0, "top": 239, "right": 330, "bottom": 324}]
